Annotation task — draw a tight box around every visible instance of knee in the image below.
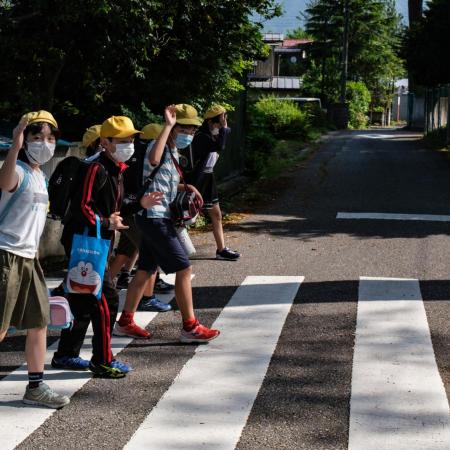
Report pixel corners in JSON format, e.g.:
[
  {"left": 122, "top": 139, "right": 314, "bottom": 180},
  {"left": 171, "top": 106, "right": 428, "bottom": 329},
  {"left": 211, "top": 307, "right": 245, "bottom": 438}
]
[
  {"left": 177, "top": 266, "right": 192, "bottom": 279},
  {"left": 210, "top": 206, "right": 222, "bottom": 221}
]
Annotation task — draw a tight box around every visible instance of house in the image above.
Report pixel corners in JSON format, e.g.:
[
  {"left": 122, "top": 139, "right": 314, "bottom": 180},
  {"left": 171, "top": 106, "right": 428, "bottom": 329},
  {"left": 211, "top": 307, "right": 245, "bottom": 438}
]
[{"left": 248, "top": 34, "right": 313, "bottom": 95}]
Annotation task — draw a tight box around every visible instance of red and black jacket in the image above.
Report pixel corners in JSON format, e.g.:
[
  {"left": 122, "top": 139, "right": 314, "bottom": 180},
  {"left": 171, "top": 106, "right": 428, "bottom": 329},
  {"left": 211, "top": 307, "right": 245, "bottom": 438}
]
[{"left": 61, "top": 152, "right": 141, "bottom": 249}]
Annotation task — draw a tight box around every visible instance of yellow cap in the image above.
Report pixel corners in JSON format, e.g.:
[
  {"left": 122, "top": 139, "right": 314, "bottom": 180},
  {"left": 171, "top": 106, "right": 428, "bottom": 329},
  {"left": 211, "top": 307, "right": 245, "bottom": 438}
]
[
  {"left": 22, "top": 110, "right": 58, "bottom": 128},
  {"left": 204, "top": 105, "right": 226, "bottom": 120},
  {"left": 100, "top": 116, "right": 142, "bottom": 138},
  {"left": 141, "top": 123, "right": 163, "bottom": 140},
  {"left": 175, "top": 104, "right": 202, "bottom": 126},
  {"left": 82, "top": 124, "right": 101, "bottom": 148}
]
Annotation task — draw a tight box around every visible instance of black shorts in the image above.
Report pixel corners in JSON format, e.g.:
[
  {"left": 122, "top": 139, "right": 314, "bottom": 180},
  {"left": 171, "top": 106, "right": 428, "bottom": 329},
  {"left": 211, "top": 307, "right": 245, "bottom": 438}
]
[
  {"left": 116, "top": 215, "right": 141, "bottom": 258},
  {"left": 194, "top": 173, "right": 219, "bottom": 210},
  {"left": 136, "top": 216, "right": 191, "bottom": 274}
]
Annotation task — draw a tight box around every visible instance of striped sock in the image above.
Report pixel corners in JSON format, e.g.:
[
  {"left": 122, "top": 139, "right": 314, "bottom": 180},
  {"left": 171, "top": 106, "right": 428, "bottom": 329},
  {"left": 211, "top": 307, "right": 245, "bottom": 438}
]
[{"left": 28, "top": 372, "right": 43, "bottom": 389}]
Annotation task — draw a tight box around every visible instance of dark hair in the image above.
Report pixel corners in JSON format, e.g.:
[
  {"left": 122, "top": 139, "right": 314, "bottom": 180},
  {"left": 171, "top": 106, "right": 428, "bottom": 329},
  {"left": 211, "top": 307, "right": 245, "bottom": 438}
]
[
  {"left": 86, "top": 137, "right": 101, "bottom": 157},
  {"left": 209, "top": 115, "right": 222, "bottom": 124},
  {"left": 24, "top": 121, "right": 61, "bottom": 141},
  {"left": 18, "top": 121, "right": 61, "bottom": 164}
]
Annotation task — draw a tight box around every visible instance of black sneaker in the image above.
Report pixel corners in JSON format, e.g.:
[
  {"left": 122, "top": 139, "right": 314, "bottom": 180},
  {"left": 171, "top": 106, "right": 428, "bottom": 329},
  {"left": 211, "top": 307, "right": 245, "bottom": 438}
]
[
  {"left": 116, "top": 271, "right": 131, "bottom": 290},
  {"left": 89, "top": 361, "right": 126, "bottom": 378},
  {"left": 154, "top": 277, "right": 175, "bottom": 294},
  {"left": 216, "top": 247, "right": 240, "bottom": 261}
]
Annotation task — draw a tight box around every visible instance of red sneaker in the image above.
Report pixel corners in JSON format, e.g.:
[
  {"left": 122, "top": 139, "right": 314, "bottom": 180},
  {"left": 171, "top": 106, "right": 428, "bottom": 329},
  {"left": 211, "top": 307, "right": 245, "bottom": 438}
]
[
  {"left": 180, "top": 321, "right": 220, "bottom": 344},
  {"left": 113, "top": 321, "right": 152, "bottom": 339}
]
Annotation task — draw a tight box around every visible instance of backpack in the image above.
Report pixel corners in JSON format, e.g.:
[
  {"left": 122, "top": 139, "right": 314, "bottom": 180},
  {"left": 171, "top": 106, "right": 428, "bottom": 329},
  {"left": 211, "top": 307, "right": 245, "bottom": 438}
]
[{"left": 47, "top": 156, "right": 104, "bottom": 220}]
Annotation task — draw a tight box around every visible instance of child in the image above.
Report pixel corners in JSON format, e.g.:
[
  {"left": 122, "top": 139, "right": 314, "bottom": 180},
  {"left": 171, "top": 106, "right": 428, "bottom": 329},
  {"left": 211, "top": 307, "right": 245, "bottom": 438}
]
[
  {"left": 52, "top": 116, "right": 162, "bottom": 377},
  {"left": 114, "top": 105, "right": 220, "bottom": 343},
  {"left": 0, "top": 111, "right": 70, "bottom": 408},
  {"left": 190, "top": 105, "right": 240, "bottom": 260}
]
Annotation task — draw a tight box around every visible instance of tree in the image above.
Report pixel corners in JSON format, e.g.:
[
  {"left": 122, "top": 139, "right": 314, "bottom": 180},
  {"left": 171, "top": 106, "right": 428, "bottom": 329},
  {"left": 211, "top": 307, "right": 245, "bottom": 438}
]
[
  {"left": 408, "top": 0, "right": 423, "bottom": 26},
  {"left": 0, "top": 1, "right": 280, "bottom": 137},
  {"left": 406, "top": 0, "right": 450, "bottom": 86},
  {"left": 302, "top": 0, "right": 404, "bottom": 108}
]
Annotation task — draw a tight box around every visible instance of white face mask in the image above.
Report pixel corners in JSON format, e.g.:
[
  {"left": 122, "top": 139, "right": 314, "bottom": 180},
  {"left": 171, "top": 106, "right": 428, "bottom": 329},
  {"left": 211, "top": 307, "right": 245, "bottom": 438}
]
[
  {"left": 25, "top": 141, "right": 55, "bottom": 165},
  {"left": 113, "top": 143, "right": 134, "bottom": 162},
  {"left": 211, "top": 127, "right": 220, "bottom": 136}
]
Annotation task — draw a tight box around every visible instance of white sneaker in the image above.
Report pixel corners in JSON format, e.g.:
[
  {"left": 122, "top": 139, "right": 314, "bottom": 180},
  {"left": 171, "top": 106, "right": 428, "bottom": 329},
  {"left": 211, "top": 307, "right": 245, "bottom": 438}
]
[{"left": 23, "top": 383, "right": 70, "bottom": 409}]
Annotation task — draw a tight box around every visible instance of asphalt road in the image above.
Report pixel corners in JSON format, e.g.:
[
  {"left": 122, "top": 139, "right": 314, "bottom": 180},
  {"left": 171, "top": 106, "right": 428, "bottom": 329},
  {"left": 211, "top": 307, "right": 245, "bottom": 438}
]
[{"left": 1, "top": 128, "right": 449, "bottom": 449}]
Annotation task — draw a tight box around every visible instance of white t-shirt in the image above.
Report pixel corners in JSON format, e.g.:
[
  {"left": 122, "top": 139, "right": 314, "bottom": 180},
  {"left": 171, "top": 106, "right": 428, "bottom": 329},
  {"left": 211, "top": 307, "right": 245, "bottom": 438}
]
[{"left": 0, "top": 163, "right": 48, "bottom": 258}]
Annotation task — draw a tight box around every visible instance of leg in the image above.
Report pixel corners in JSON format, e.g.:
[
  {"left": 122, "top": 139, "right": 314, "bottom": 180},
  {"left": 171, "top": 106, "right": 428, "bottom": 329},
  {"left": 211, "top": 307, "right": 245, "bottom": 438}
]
[
  {"left": 25, "top": 327, "right": 47, "bottom": 373},
  {"left": 207, "top": 203, "right": 225, "bottom": 251},
  {"left": 143, "top": 272, "right": 157, "bottom": 298},
  {"left": 54, "top": 293, "right": 92, "bottom": 359},
  {"left": 175, "top": 266, "right": 195, "bottom": 321},
  {"left": 123, "top": 269, "right": 154, "bottom": 314},
  {"left": 124, "top": 250, "right": 139, "bottom": 272},
  {"left": 109, "top": 253, "right": 130, "bottom": 280},
  {"left": 0, "top": 330, "right": 7, "bottom": 342}
]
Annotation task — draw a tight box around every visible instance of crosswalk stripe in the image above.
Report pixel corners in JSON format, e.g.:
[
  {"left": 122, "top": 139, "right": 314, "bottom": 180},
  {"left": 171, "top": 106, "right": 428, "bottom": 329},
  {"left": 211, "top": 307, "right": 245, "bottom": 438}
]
[
  {"left": 124, "top": 275, "right": 303, "bottom": 450},
  {"left": 0, "top": 274, "right": 180, "bottom": 450},
  {"left": 337, "top": 212, "right": 450, "bottom": 222},
  {"left": 349, "top": 277, "right": 450, "bottom": 450}
]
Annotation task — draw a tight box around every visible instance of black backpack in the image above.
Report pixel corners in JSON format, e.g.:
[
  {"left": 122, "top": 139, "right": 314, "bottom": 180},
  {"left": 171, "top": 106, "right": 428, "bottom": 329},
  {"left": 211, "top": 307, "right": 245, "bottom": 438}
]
[{"left": 48, "top": 156, "right": 104, "bottom": 220}]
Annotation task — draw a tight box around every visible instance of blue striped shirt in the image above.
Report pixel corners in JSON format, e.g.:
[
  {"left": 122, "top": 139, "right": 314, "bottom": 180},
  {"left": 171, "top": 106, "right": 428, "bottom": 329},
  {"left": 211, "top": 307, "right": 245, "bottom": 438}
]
[{"left": 141, "top": 141, "right": 180, "bottom": 219}]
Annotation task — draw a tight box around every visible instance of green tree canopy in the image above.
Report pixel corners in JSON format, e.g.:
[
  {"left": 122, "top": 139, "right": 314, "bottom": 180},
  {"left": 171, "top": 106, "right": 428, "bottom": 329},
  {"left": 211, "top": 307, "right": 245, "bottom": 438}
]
[
  {"left": 406, "top": 0, "right": 450, "bottom": 86},
  {"left": 302, "top": 0, "right": 404, "bottom": 107},
  {"left": 0, "top": 0, "right": 280, "bottom": 137}
]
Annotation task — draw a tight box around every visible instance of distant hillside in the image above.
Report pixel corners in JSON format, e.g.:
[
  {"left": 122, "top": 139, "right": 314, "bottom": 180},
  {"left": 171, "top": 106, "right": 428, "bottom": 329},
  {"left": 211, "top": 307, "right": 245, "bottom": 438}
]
[{"left": 257, "top": 0, "right": 408, "bottom": 33}]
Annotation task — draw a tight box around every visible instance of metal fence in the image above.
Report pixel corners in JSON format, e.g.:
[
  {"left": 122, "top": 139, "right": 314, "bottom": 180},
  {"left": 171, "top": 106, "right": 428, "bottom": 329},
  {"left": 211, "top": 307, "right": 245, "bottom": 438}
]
[{"left": 424, "top": 85, "right": 450, "bottom": 145}]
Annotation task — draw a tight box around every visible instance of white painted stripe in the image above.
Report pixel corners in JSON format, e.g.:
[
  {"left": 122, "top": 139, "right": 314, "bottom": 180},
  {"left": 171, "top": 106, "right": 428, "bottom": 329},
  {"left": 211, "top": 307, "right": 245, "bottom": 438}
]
[
  {"left": 125, "top": 275, "right": 303, "bottom": 450},
  {"left": 337, "top": 212, "right": 450, "bottom": 222},
  {"left": 349, "top": 277, "right": 450, "bottom": 450},
  {"left": 0, "top": 274, "right": 182, "bottom": 450}
]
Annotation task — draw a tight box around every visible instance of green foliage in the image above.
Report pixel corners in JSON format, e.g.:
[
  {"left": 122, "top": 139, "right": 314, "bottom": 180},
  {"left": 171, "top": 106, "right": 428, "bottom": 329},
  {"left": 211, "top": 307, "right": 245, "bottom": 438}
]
[
  {"left": 120, "top": 103, "right": 163, "bottom": 128},
  {"left": 346, "top": 81, "right": 371, "bottom": 129},
  {"left": 286, "top": 27, "right": 312, "bottom": 40},
  {"left": 303, "top": 0, "right": 405, "bottom": 108},
  {"left": 245, "top": 96, "right": 313, "bottom": 177},
  {"left": 252, "top": 96, "right": 309, "bottom": 135},
  {"left": 0, "top": 0, "right": 280, "bottom": 138},
  {"left": 406, "top": 0, "right": 450, "bottom": 86}
]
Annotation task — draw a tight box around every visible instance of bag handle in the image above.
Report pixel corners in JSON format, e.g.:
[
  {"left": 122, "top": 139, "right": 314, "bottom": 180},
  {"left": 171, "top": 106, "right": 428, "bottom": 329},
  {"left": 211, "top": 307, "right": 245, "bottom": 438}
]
[
  {"left": 83, "top": 215, "right": 101, "bottom": 238},
  {"left": 0, "top": 160, "right": 31, "bottom": 225}
]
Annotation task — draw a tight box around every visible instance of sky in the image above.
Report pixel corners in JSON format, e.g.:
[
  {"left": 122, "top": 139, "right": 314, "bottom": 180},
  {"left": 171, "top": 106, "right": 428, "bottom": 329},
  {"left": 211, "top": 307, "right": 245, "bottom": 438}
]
[{"left": 258, "top": 0, "right": 409, "bottom": 33}]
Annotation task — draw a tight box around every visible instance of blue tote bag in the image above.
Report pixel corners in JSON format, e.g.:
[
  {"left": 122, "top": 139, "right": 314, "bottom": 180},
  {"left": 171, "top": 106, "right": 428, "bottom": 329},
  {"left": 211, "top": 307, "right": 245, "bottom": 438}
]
[{"left": 65, "top": 216, "right": 110, "bottom": 299}]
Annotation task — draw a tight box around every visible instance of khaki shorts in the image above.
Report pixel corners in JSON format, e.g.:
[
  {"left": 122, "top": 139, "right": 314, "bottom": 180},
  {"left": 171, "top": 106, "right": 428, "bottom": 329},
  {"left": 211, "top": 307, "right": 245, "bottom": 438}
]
[{"left": 0, "top": 249, "right": 49, "bottom": 331}]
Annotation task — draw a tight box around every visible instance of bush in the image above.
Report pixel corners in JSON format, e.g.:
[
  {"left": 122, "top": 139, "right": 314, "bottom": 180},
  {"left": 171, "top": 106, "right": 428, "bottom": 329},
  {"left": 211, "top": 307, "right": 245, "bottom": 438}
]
[
  {"left": 346, "top": 81, "right": 371, "bottom": 129},
  {"left": 252, "top": 96, "right": 309, "bottom": 135}
]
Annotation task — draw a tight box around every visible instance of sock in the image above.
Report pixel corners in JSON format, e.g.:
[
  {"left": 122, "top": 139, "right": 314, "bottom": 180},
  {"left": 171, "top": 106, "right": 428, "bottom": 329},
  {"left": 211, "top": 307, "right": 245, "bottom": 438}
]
[
  {"left": 28, "top": 372, "right": 43, "bottom": 389},
  {"left": 142, "top": 295, "right": 155, "bottom": 302},
  {"left": 118, "top": 311, "right": 134, "bottom": 326},
  {"left": 183, "top": 317, "right": 198, "bottom": 332}
]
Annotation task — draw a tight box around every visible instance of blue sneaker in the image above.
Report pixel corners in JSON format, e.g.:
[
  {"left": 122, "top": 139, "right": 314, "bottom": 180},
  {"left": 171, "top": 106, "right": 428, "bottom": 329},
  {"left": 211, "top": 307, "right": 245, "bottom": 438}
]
[
  {"left": 110, "top": 359, "right": 132, "bottom": 373},
  {"left": 138, "top": 295, "right": 172, "bottom": 312},
  {"left": 51, "top": 356, "right": 90, "bottom": 371}
]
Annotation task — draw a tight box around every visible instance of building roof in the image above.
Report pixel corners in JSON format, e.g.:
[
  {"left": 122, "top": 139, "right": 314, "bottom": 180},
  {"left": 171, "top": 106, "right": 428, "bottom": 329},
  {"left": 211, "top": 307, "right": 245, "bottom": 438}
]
[
  {"left": 282, "top": 39, "right": 313, "bottom": 48},
  {"left": 248, "top": 76, "right": 301, "bottom": 90}
]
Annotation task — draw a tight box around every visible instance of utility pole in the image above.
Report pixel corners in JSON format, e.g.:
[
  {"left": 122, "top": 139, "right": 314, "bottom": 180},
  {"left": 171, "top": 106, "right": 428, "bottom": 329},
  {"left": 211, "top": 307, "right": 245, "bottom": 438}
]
[{"left": 339, "top": 0, "right": 350, "bottom": 104}]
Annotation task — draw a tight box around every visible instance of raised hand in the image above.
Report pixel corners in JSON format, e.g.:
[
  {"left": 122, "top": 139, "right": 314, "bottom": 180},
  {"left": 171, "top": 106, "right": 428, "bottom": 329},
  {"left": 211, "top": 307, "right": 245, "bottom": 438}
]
[
  {"left": 11, "top": 117, "right": 29, "bottom": 152},
  {"left": 164, "top": 105, "right": 177, "bottom": 128}
]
